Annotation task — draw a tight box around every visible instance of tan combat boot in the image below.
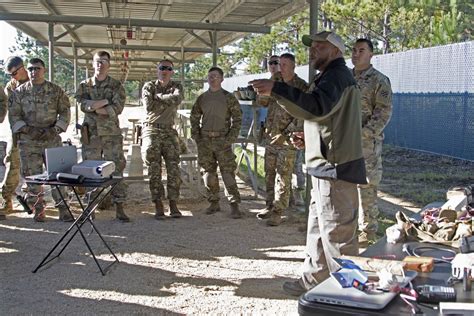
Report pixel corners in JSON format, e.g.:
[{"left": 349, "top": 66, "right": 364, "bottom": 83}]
[
  {"left": 115, "top": 203, "right": 130, "bottom": 222},
  {"left": 256, "top": 202, "right": 273, "bottom": 219},
  {"left": 169, "top": 200, "right": 182, "bottom": 218},
  {"left": 206, "top": 201, "right": 221, "bottom": 215},
  {"left": 34, "top": 205, "right": 46, "bottom": 222},
  {"left": 4, "top": 198, "right": 13, "bottom": 213},
  {"left": 154, "top": 200, "right": 166, "bottom": 220},
  {"left": 230, "top": 202, "right": 242, "bottom": 219},
  {"left": 267, "top": 209, "right": 283, "bottom": 226},
  {"left": 0, "top": 198, "right": 9, "bottom": 220},
  {"left": 58, "top": 204, "right": 74, "bottom": 222}
]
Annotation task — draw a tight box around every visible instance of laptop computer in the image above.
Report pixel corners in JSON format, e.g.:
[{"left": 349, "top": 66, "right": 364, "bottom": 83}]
[
  {"left": 301, "top": 270, "right": 417, "bottom": 310},
  {"left": 27, "top": 145, "right": 78, "bottom": 181}
]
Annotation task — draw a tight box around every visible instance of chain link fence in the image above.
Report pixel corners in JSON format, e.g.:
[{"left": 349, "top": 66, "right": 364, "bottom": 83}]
[{"left": 223, "top": 41, "right": 474, "bottom": 161}]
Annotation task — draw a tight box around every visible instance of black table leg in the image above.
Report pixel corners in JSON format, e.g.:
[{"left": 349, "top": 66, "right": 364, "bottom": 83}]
[{"left": 32, "top": 182, "right": 120, "bottom": 275}]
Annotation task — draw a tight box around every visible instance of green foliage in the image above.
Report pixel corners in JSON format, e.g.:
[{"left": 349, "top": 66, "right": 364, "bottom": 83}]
[
  {"left": 233, "top": 10, "right": 310, "bottom": 73},
  {"left": 8, "top": 31, "right": 85, "bottom": 95},
  {"left": 321, "top": 0, "right": 472, "bottom": 53},
  {"left": 124, "top": 80, "right": 140, "bottom": 105},
  {"left": 184, "top": 53, "right": 236, "bottom": 102}
]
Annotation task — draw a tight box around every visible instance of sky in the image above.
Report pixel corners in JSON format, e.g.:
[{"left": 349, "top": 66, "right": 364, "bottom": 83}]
[{"left": 0, "top": 21, "right": 21, "bottom": 64}]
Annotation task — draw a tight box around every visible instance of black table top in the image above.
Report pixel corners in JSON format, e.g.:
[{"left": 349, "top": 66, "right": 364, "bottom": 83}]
[{"left": 25, "top": 176, "right": 122, "bottom": 188}]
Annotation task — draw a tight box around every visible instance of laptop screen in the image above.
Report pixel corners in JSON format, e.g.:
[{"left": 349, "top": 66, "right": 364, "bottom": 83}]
[{"left": 44, "top": 146, "right": 78, "bottom": 174}]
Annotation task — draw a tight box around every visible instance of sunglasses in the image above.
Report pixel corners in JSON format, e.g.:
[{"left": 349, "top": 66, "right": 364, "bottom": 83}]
[
  {"left": 93, "top": 59, "right": 109, "bottom": 65},
  {"left": 7, "top": 65, "right": 24, "bottom": 77},
  {"left": 27, "top": 66, "right": 43, "bottom": 72},
  {"left": 268, "top": 60, "right": 279, "bottom": 65},
  {"left": 158, "top": 66, "right": 173, "bottom": 71}
]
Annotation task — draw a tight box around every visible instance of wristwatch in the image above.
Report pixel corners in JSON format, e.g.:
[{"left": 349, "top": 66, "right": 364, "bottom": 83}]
[{"left": 54, "top": 126, "right": 62, "bottom": 134}]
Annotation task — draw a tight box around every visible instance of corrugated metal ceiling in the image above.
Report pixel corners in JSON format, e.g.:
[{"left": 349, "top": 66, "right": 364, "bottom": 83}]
[{"left": 0, "top": 0, "right": 308, "bottom": 80}]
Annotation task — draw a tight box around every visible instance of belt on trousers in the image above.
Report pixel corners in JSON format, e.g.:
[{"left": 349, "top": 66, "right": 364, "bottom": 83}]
[
  {"left": 201, "top": 131, "right": 227, "bottom": 138},
  {"left": 146, "top": 122, "right": 173, "bottom": 129}
]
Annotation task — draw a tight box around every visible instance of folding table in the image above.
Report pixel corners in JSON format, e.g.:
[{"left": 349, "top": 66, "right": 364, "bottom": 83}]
[{"left": 26, "top": 177, "right": 122, "bottom": 275}]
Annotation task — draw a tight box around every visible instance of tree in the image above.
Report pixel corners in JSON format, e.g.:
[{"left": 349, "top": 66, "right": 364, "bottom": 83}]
[
  {"left": 232, "top": 10, "right": 310, "bottom": 73},
  {"left": 183, "top": 53, "right": 236, "bottom": 102},
  {"left": 7, "top": 30, "right": 83, "bottom": 94},
  {"left": 320, "top": 0, "right": 473, "bottom": 53}
]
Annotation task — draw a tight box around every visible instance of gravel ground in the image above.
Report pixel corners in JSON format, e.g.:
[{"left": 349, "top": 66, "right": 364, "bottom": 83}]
[{"left": 0, "top": 178, "right": 310, "bottom": 315}]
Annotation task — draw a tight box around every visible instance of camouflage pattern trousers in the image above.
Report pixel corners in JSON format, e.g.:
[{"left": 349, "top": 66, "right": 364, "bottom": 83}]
[
  {"left": 18, "top": 137, "right": 67, "bottom": 211},
  {"left": 301, "top": 177, "right": 359, "bottom": 289},
  {"left": 82, "top": 134, "right": 127, "bottom": 204},
  {"left": 2, "top": 144, "right": 20, "bottom": 201},
  {"left": 264, "top": 145, "right": 296, "bottom": 211},
  {"left": 196, "top": 136, "right": 240, "bottom": 204},
  {"left": 142, "top": 128, "right": 181, "bottom": 201},
  {"left": 357, "top": 138, "right": 383, "bottom": 235}
]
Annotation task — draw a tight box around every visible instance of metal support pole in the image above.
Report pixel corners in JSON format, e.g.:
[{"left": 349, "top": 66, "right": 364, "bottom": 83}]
[
  {"left": 212, "top": 30, "right": 217, "bottom": 66},
  {"left": 73, "top": 42, "right": 78, "bottom": 133},
  {"left": 305, "top": 0, "right": 320, "bottom": 212},
  {"left": 48, "top": 23, "right": 55, "bottom": 82},
  {"left": 181, "top": 42, "right": 185, "bottom": 109},
  {"left": 308, "top": 0, "right": 319, "bottom": 82}
]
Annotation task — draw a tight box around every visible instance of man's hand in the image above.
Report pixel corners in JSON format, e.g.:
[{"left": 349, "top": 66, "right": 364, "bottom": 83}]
[
  {"left": 290, "top": 132, "right": 305, "bottom": 149},
  {"left": 95, "top": 108, "right": 108, "bottom": 116},
  {"left": 86, "top": 99, "right": 108, "bottom": 111},
  {"left": 38, "top": 127, "right": 58, "bottom": 141},
  {"left": 270, "top": 134, "right": 286, "bottom": 146},
  {"left": 249, "top": 79, "right": 274, "bottom": 96}
]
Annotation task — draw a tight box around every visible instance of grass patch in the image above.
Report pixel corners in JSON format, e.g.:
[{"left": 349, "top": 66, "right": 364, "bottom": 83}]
[{"left": 381, "top": 145, "right": 474, "bottom": 207}]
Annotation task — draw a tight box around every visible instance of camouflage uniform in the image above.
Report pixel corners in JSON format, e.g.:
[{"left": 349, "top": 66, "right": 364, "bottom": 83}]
[
  {"left": 75, "top": 76, "right": 127, "bottom": 204},
  {"left": 9, "top": 81, "right": 71, "bottom": 216},
  {"left": 353, "top": 65, "right": 392, "bottom": 236},
  {"left": 263, "top": 73, "right": 308, "bottom": 214},
  {"left": 190, "top": 89, "right": 242, "bottom": 204},
  {"left": 1, "top": 79, "right": 26, "bottom": 211},
  {"left": 141, "top": 80, "right": 183, "bottom": 202}
]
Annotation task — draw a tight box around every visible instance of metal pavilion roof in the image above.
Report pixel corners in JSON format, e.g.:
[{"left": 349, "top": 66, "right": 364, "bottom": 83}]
[{"left": 0, "top": 0, "right": 308, "bottom": 81}]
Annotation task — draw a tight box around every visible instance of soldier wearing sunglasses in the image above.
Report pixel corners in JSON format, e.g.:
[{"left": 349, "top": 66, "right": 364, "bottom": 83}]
[
  {"left": 75, "top": 51, "right": 130, "bottom": 222},
  {"left": 9, "top": 58, "right": 73, "bottom": 222},
  {"left": 141, "top": 59, "right": 184, "bottom": 220},
  {"left": 0, "top": 56, "right": 29, "bottom": 220},
  {"left": 257, "top": 53, "right": 308, "bottom": 226}
]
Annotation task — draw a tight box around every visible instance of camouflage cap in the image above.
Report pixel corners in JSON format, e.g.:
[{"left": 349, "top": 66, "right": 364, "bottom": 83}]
[{"left": 302, "top": 31, "right": 345, "bottom": 54}]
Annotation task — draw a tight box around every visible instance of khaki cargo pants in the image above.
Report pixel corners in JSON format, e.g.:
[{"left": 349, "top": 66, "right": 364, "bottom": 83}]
[{"left": 301, "top": 177, "right": 359, "bottom": 289}]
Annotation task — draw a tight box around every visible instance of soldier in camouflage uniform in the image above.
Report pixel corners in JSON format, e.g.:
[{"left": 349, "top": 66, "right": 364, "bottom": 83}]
[
  {"left": 0, "top": 57, "right": 29, "bottom": 219},
  {"left": 256, "top": 53, "right": 308, "bottom": 226},
  {"left": 9, "top": 58, "right": 73, "bottom": 222},
  {"left": 0, "top": 87, "right": 7, "bottom": 220},
  {"left": 191, "top": 67, "right": 243, "bottom": 219},
  {"left": 141, "top": 59, "right": 183, "bottom": 220},
  {"left": 351, "top": 39, "right": 393, "bottom": 244},
  {"left": 75, "top": 51, "right": 130, "bottom": 222},
  {"left": 256, "top": 56, "right": 280, "bottom": 215}
]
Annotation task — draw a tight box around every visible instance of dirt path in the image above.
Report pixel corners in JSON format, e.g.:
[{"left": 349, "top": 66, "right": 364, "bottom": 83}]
[{"left": 0, "top": 179, "right": 310, "bottom": 315}]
